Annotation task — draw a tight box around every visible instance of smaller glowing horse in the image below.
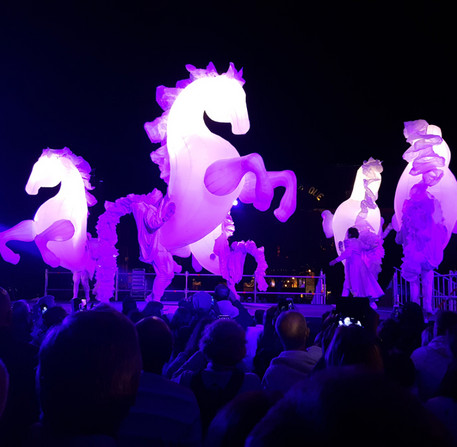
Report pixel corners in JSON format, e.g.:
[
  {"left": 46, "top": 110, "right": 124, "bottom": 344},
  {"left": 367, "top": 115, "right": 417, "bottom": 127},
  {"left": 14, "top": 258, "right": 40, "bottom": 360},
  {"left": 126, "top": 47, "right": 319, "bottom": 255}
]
[
  {"left": 322, "top": 158, "right": 386, "bottom": 299},
  {"left": 393, "top": 120, "right": 457, "bottom": 313},
  {"left": 0, "top": 148, "right": 97, "bottom": 299},
  {"left": 322, "top": 157, "right": 384, "bottom": 260}
]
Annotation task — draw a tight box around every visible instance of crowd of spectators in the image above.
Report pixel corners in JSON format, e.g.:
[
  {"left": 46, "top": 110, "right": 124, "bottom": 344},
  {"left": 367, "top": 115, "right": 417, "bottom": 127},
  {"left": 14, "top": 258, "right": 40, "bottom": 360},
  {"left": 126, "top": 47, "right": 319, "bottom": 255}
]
[{"left": 1, "top": 283, "right": 457, "bottom": 446}]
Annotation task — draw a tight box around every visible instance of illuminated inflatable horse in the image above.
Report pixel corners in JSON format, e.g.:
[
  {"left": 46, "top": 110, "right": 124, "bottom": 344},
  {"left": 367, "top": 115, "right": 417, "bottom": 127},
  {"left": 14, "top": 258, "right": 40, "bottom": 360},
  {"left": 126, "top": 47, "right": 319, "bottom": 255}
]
[
  {"left": 322, "top": 157, "right": 387, "bottom": 281},
  {"left": 95, "top": 62, "right": 297, "bottom": 302},
  {"left": 393, "top": 120, "right": 457, "bottom": 313},
  {"left": 147, "top": 62, "right": 296, "bottom": 298},
  {"left": 0, "top": 148, "right": 97, "bottom": 299}
]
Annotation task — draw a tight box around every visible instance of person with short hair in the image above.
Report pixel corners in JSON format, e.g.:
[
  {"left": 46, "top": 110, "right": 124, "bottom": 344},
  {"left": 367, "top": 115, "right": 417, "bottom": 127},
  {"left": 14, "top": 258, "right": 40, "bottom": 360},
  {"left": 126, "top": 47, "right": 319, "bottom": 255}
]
[
  {"left": 34, "top": 304, "right": 142, "bottom": 445},
  {"left": 261, "top": 311, "right": 322, "bottom": 395}
]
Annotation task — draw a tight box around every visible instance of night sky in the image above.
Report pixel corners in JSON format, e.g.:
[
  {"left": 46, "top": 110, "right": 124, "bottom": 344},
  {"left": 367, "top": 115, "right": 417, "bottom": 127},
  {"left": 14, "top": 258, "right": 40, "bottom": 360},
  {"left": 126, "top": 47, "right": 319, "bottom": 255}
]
[{"left": 1, "top": 1, "right": 457, "bottom": 299}]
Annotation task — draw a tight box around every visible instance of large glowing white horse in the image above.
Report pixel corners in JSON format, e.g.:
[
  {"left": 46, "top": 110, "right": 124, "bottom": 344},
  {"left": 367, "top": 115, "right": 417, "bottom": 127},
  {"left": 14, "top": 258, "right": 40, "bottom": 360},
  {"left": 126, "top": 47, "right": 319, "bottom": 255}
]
[
  {"left": 393, "top": 120, "right": 457, "bottom": 313},
  {"left": 0, "top": 148, "right": 97, "bottom": 299},
  {"left": 132, "top": 62, "right": 296, "bottom": 300},
  {"left": 322, "top": 157, "right": 386, "bottom": 280}
]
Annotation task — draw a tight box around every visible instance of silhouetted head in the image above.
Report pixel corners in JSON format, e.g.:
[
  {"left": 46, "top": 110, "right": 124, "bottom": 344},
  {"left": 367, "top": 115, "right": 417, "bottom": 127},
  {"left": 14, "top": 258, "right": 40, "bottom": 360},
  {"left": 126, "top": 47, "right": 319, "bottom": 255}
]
[
  {"left": 142, "top": 300, "right": 164, "bottom": 318},
  {"left": 325, "top": 324, "right": 383, "bottom": 372},
  {"left": 205, "top": 390, "right": 282, "bottom": 447},
  {"left": 254, "top": 309, "right": 264, "bottom": 325},
  {"left": 136, "top": 316, "right": 173, "bottom": 374},
  {"left": 169, "top": 306, "right": 193, "bottom": 330},
  {"left": 121, "top": 297, "right": 138, "bottom": 316},
  {"left": 37, "top": 305, "right": 141, "bottom": 438},
  {"left": 12, "top": 299, "right": 31, "bottom": 324},
  {"left": 192, "top": 291, "right": 213, "bottom": 313},
  {"left": 214, "top": 283, "right": 231, "bottom": 301},
  {"left": 200, "top": 319, "right": 246, "bottom": 367},
  {"left": 42, "top": 306, "right": 68, "bottom": 329},
  {"left": 275, "top": 311, "right": 310, "bottom": 351},
  {"left": 246, "top": 367, "right": 452, "bottom": 447}
]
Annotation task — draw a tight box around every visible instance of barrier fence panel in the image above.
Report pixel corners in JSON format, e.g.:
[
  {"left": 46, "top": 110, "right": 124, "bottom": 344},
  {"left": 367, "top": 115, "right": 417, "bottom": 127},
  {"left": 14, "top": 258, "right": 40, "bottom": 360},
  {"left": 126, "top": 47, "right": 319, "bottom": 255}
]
[
  {"left": 393, "top": 267, "right": 457, "bottom": 312},
  {"left": 44, "top": 269, "right": 327, "bottom": 305}
]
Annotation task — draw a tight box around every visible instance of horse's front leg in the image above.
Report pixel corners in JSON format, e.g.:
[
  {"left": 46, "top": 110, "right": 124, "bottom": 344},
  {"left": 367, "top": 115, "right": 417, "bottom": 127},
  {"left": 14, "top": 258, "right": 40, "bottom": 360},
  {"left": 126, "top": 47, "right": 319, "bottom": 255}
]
[
  {"left": 204, "top": 153, "right": 274, "bottom": 212},
  {"left": 265, "top": 170, "right": 297, "bottom": 222},
  {"left": 35, "top": 219, "right": 75, "bottom": 268},
  {"left": 238, "top": 170, "right": 297, "bottom": 222},
  {"left": 0, "top": 220, "right": 37, "bottom": 264}
]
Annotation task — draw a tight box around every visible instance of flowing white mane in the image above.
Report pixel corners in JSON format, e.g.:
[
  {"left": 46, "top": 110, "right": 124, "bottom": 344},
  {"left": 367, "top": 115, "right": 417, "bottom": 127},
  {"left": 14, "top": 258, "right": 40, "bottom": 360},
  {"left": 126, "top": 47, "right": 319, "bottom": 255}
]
[
  {"left": 144, "top": 62, "right": 245, "bottom": 184},
  {"left": 358, "top": 157, "right": 383, "bottom": 221},
  {"left": 42, "top": 147, "right": 97, "bottom": 206},
  {"left": 402, "top": 120, "right": 445, "bottom": 188}
]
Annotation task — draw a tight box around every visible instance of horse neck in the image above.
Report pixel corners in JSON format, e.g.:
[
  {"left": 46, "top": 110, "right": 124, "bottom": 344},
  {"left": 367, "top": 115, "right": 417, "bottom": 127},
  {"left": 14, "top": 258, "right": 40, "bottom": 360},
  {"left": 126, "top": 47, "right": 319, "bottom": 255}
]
[
  {"left": 167, "top": 83, "right": 213, "bottom": 139},
  {"left": 435, "top": 142, "right": 451, "bottom": 166},
  {"left": 56, "top": 167, "right": 87, "bottom": 209},
  {"left": 350, "top": 173, "right": 380, "bottom": 201},
  {"left": 350, "top": 171, "right": 367, "bottom": 201}
]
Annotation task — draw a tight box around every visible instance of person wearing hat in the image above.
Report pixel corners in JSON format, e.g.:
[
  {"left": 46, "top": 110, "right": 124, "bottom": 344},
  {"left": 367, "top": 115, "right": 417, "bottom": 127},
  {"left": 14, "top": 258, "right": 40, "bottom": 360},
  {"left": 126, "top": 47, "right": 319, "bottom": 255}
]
[
  {"left": 192, "top": 291, "right": 214, "bottom": 314},
  {"left": 213, "top": 284, "right": 255, "bottom": 330}
]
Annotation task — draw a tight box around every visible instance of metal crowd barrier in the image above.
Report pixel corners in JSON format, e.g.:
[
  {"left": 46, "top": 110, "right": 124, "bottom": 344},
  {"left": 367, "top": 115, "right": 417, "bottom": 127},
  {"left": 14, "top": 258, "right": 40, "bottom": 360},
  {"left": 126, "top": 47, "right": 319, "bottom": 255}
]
[
  {"left": 392, "top": 267, "right": 457, "bottom": 312},
  {"left": 44, "top": 269, "right": 327, "bottom": 304}
]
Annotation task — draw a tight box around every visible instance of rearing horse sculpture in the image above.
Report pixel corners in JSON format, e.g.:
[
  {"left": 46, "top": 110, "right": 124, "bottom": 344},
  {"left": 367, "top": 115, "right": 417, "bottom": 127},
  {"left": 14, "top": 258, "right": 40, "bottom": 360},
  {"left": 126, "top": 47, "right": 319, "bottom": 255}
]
[
  {"left": 145, "top": 62, "right": 296, "bottom": 299},
  {"left": 95, "top": 62, "right": 297, "bottom": 301},
  {"left": 0, "top": 148, "right": 97, "bottom": 299}
]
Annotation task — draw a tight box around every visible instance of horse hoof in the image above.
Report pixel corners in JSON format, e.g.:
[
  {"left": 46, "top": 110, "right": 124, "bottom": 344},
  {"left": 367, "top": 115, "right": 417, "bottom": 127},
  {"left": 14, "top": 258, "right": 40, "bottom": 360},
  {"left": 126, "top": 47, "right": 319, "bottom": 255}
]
[
  {"left": 42, "top": 252, "right": 60, "bottom": 268},
  {"left": 1, "top": 250, "right": 20, "bottom": 265},
  {"left": 0, "top": 242, "right": 20, "bottom": 265},
  {"left": 274, "top": 207, "right": 292, "bottom": 223}
]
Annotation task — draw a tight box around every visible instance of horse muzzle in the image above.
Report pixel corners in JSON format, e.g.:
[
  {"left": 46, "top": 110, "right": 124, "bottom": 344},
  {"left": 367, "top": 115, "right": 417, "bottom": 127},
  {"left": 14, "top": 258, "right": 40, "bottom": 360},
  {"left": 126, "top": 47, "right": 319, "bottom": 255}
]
[
  {"left": 25, "top": 182, "right": 39, "bottom": 195},
  {"left": 232, "top": 115, "right": 250, "bottom": 135}
]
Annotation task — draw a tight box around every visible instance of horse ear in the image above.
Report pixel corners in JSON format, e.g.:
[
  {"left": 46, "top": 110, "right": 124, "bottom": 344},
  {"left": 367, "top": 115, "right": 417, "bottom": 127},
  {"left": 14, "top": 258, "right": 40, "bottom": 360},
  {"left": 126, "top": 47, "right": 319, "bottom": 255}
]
[
  {"left": 185, "top": 64, "right": 196, "bottom": 73},
  {"left": 206, "top": 62, "right": 217, "bottom": 74},
  {"left": 227, "top": 63, "right": 245, "bottom": 84}
]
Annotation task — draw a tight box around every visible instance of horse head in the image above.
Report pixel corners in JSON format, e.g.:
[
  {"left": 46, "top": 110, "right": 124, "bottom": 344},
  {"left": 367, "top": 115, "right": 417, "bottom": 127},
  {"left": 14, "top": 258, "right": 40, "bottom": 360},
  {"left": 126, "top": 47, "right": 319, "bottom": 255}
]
[
  {"left": 25, "top": 150, "right": 67, "bottom": 195},
  {"left": 187, "top": 62, "right": 250, "bottom": 135},
  {"left": 350, "top": 157, "right": 383, "bottom": 203}
]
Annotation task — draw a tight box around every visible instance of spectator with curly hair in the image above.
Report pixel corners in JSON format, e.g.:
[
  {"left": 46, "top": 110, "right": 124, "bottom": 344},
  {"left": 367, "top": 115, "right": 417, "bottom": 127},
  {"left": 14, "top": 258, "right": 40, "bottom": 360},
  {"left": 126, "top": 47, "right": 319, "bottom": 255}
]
[{"left": 174, "top": 318, "right": 261, "bottom": 438}]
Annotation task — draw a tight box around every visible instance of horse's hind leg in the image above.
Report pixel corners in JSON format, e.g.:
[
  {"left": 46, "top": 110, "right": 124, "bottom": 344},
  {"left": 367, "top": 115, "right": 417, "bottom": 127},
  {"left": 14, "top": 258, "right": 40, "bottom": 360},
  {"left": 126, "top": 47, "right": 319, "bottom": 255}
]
[
  {"left": 0, "top": 220, "right": 37, "bottom": 264},
  {"left": 239, "top": 170, "right": 297, "bottom": 222},
  {"left": 35, "top": 219, "right": 75, "bottom": 268}
]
